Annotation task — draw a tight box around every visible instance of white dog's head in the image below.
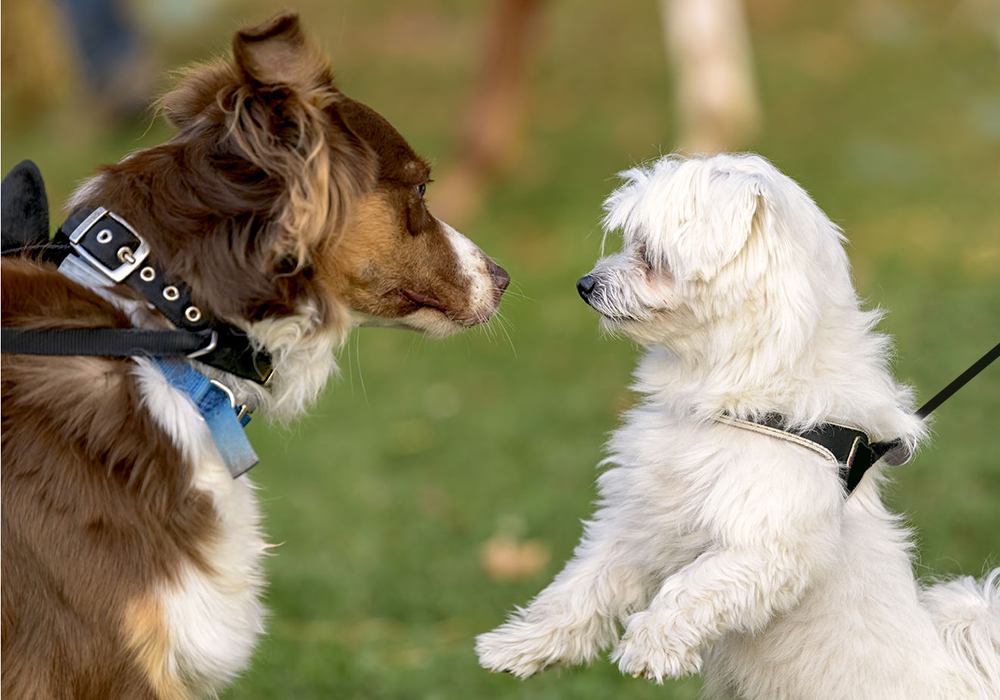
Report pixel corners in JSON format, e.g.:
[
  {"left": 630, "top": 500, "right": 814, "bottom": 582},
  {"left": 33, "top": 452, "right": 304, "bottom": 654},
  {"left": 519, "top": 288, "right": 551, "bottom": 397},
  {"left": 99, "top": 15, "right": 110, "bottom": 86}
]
[
  {"left": 579, "top": 154, "right": 856, "bottom": 355},
  {"left": 580, "top": 153, "right": 924, "bottom": 443}
]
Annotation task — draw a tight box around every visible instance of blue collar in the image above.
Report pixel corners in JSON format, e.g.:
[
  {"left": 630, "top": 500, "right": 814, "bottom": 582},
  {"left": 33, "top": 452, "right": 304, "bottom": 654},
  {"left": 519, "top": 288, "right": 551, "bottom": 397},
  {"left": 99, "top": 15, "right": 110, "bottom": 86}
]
[{"left": 153, "top": 357, "right": 258, "bottom": 478}]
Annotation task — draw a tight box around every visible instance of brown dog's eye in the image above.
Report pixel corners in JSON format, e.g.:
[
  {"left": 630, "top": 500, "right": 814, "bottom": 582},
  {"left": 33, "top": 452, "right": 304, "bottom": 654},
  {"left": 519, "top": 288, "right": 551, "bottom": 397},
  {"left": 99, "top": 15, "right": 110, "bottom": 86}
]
[{"left": 417, "top": 183, "right": 426, "bottom": 198}]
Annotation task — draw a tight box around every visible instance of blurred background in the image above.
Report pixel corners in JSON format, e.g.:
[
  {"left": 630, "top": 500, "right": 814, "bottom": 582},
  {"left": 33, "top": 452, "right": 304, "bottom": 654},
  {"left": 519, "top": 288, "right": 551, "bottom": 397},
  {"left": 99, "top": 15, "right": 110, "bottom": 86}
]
[{"left": 3, "top": 0, "right": 999, "bottom": 697}]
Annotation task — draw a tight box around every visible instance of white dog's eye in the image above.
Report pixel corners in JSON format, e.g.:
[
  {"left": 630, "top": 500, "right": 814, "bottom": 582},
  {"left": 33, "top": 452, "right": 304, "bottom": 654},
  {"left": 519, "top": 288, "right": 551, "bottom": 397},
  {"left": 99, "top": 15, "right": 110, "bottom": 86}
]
[{"left": 636, "top": 244, "right": 653, "bottom": 269}]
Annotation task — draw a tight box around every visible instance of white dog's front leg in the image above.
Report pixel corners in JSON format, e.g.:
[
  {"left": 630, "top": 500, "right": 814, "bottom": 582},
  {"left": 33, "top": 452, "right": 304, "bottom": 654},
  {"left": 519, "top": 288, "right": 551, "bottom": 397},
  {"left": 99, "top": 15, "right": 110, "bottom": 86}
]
[
  {"left": 477, "top": 521, "right": 646, "bottom": 678},
  {"left": 613, "top": 545, "right": 815, "bottom": 683}
]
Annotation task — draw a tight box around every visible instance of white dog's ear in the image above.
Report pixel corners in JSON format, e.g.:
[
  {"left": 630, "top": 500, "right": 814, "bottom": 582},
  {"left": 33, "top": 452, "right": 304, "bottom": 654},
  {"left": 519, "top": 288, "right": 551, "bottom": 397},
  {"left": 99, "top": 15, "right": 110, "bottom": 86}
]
[{"left": 672, "top": 171, "right": 767, "bottom": 283}]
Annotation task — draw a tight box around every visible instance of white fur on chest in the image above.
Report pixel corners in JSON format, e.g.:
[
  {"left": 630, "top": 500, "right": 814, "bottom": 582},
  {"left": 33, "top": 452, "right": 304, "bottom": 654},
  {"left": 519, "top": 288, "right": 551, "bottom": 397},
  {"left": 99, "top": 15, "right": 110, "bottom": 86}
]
[{"left": 133, "top": 361, "right": 267, "bottom": 695}]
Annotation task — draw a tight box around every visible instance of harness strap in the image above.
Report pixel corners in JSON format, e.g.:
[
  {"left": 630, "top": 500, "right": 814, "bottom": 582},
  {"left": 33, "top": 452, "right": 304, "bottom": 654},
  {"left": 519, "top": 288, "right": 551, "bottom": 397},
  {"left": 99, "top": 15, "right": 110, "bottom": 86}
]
[
  {"left": 719, "top": 341, "right": 999, "bottom": 496},
  {"left": 716, "top": 415, "right": 882, "bottom": 494},
  {"left": 0, "top": 327, "right": 214, "bottom": 357}
]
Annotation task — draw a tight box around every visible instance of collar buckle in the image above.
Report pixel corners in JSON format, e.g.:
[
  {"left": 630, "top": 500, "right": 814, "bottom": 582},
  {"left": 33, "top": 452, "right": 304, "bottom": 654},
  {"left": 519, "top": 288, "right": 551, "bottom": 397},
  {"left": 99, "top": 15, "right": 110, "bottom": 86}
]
[
  {"left": 67, "top": 207, "right": 150, "bottom": 283},
  {"left": 58, "top": 206, "right": 274, "bottom": 386}
]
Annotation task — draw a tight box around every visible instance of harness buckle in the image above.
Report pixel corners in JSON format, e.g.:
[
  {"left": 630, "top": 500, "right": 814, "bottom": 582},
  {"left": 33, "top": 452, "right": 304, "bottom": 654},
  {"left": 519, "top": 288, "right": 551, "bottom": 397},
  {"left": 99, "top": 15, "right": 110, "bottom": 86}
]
[{"left": 67, "top": 207, "right": 150, "bottom": 283}]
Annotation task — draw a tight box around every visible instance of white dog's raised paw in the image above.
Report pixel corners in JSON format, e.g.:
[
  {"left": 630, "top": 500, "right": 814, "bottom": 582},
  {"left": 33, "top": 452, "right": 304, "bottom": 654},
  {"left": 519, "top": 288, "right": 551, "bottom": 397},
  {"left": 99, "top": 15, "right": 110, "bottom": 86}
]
[
  {"left": 612, "top": 613, "right": 702, "bottom": 683},
  {"left": 475, "top": 629, "right": 556, "bottom": 678},
  {"left": 476, "top": 620, "right": 601, "bottom": 678}
]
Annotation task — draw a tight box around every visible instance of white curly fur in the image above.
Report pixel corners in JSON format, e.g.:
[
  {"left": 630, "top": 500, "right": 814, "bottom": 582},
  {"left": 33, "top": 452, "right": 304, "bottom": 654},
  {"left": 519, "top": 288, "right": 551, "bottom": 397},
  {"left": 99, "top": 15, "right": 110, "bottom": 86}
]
[{"left": 477, "top": 153, "right": 1000, "bottom": 700}]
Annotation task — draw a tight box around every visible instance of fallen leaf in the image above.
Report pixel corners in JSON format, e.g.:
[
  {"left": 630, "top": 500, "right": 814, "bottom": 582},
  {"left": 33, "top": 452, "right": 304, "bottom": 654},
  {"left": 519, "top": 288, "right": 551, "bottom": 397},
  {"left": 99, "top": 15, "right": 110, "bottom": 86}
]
[{"left": 480, "top": 535, "right": 550, "bottom": 582}]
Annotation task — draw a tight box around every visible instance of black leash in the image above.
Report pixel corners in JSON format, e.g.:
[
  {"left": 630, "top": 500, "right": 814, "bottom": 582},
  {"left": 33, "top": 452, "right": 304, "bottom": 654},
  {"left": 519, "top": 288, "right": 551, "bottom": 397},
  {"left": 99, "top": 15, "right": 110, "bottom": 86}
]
[
  {"left": 865, "top": 339, "right": 1000, "bottom": 464},
  {"left": 1, "top": 327, "right": 215, "bottom": 357},
  {"left": 914, "top": 342, "right": 1000, "bottom": 419}
]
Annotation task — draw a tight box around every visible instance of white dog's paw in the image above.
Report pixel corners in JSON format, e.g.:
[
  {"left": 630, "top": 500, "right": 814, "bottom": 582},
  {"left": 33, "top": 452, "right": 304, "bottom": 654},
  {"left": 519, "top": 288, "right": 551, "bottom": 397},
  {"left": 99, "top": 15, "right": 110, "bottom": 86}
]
[
  {"left": 612, "top": 612, "right": 702, "bottom": 683},
  {"left": 476, "top": 617, "right": 603, "bottom": 678}
]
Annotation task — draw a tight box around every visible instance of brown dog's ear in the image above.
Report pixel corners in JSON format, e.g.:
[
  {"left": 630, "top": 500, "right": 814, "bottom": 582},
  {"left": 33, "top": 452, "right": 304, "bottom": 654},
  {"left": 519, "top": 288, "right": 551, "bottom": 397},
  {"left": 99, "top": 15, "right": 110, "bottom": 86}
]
[
  {"left": 161, "top": 63, "right": 233, "bottom": 129},
  {"left": 160, "top": 11, "right": 375, "bottom": 289},
  {"left": 163, "top": 12, "right": 328, "bottom": 129},
  {"left": 232, "top": 11, "right": 328, "bottom": 90}
]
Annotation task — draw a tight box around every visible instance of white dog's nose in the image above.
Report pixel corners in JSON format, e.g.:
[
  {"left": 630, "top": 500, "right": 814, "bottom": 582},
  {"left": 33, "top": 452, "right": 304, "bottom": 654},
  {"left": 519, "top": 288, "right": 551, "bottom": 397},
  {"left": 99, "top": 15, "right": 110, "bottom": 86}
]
[{"left": 577, "top": 274, "right": 597, "bottom": 301}]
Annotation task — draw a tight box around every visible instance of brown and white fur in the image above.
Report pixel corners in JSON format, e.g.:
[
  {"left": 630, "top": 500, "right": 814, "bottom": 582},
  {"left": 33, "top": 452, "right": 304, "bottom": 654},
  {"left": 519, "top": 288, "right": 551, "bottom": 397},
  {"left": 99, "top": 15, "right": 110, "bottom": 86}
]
[{"left": 1, "top": 12, "right": 508, "bottom": 700}]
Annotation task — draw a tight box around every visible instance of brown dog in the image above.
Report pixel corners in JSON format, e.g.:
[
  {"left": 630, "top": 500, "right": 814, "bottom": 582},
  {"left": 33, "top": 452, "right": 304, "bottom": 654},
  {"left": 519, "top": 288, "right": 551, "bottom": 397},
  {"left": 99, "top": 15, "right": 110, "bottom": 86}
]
[{"left": 1, "top": 12, "right": 508, "bottom": 699}]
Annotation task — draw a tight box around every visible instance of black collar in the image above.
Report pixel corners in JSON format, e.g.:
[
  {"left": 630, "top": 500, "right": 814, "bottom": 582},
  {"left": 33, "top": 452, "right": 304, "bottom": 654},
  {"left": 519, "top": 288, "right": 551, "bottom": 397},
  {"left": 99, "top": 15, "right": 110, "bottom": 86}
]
[
  {"left": 716, "top": 414, "right": 902, "bottom": 494},
  {"left": 43, "top": 206, "right": 273, "bottom": 385}
]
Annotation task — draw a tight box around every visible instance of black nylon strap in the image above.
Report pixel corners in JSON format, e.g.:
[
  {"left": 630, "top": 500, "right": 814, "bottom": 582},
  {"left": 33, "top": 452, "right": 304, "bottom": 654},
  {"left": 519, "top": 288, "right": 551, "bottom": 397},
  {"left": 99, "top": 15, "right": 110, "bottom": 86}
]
[
  {"left": 845, "top": 438, "right": 878, "bottom": 493},
  {"left": 1, "top": 327, "right": 214, "bottom": 357},
  {"left": 55, "top": 207, "right": 211, "bottom": 333},
  {"left": 38, "top": 207, "right": 274, "bottom": 384}
]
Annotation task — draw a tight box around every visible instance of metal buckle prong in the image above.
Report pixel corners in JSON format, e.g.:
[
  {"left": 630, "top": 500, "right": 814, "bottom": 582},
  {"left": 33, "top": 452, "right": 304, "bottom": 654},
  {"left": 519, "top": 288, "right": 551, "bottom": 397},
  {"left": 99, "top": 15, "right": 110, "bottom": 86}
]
[
  {"left": 210, "top": 377, "right": 249, "bottom": 420},
  {"left": 187, "top": 330, "right": 218, "bottom": 359},
  {"left": 210, "top": 379, "right": 237, "bottom": 410},
  {"left": 68, "top": 207, "right": 150, "bottom": 283}
]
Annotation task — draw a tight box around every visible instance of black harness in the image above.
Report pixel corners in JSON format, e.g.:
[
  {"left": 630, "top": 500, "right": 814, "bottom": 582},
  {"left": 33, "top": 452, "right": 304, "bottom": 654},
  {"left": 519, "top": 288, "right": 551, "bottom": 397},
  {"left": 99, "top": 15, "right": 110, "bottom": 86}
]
[
  {"left": 716, "top": 415, "right": 900, "bottom": 494},
  {"left": 724, "top": 340, "right": 999, "bottom": 494}
]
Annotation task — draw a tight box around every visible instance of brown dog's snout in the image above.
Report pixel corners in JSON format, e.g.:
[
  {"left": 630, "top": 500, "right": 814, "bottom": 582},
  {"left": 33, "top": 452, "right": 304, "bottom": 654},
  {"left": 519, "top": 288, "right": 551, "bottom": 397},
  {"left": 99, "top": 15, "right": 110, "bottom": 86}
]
[{"left": 488, "top": 259, "right": 510, "bottom": 297}]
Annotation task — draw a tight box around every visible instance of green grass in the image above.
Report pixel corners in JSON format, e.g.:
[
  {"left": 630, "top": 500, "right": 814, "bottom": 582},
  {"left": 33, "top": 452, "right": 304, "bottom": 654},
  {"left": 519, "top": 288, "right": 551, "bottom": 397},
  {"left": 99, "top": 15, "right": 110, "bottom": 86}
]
[{"left": 3, "top": 1, "right": 998, "bottom": 698}]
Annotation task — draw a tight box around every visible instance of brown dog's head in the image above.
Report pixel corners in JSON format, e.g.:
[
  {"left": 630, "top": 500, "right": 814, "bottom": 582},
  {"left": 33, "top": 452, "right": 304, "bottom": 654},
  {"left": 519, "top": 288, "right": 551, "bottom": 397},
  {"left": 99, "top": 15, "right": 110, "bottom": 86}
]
[
  {"left": 68, "top": 11, "right": 509, "bottom": 415},
  {"left": 85, "top": 11, "right": 507, "bottom": 346},
  {"left": 323, "top": 97, "right": 510, "bottom": 338}
]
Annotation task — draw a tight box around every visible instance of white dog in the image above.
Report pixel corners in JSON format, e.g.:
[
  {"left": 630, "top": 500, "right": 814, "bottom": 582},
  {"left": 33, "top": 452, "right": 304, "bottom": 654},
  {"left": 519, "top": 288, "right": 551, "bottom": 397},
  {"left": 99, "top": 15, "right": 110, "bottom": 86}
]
[{"left": 477, "top": 154, "right": 1000, "bottom": 699}]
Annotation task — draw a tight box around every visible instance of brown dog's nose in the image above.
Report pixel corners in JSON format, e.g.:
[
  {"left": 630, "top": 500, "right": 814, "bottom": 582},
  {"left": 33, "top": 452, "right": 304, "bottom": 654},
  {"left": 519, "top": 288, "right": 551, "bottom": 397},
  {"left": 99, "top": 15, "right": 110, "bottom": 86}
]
[{"left": 488, "top": 259, "right": 510, "bottom": 295}]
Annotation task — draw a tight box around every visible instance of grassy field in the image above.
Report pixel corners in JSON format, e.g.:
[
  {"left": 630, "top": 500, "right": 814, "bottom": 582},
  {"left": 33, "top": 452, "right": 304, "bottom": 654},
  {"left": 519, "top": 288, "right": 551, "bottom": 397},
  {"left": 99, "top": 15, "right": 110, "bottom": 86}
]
[{"left": 2, "top": 0, "right": 998, "bottom": 698}]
